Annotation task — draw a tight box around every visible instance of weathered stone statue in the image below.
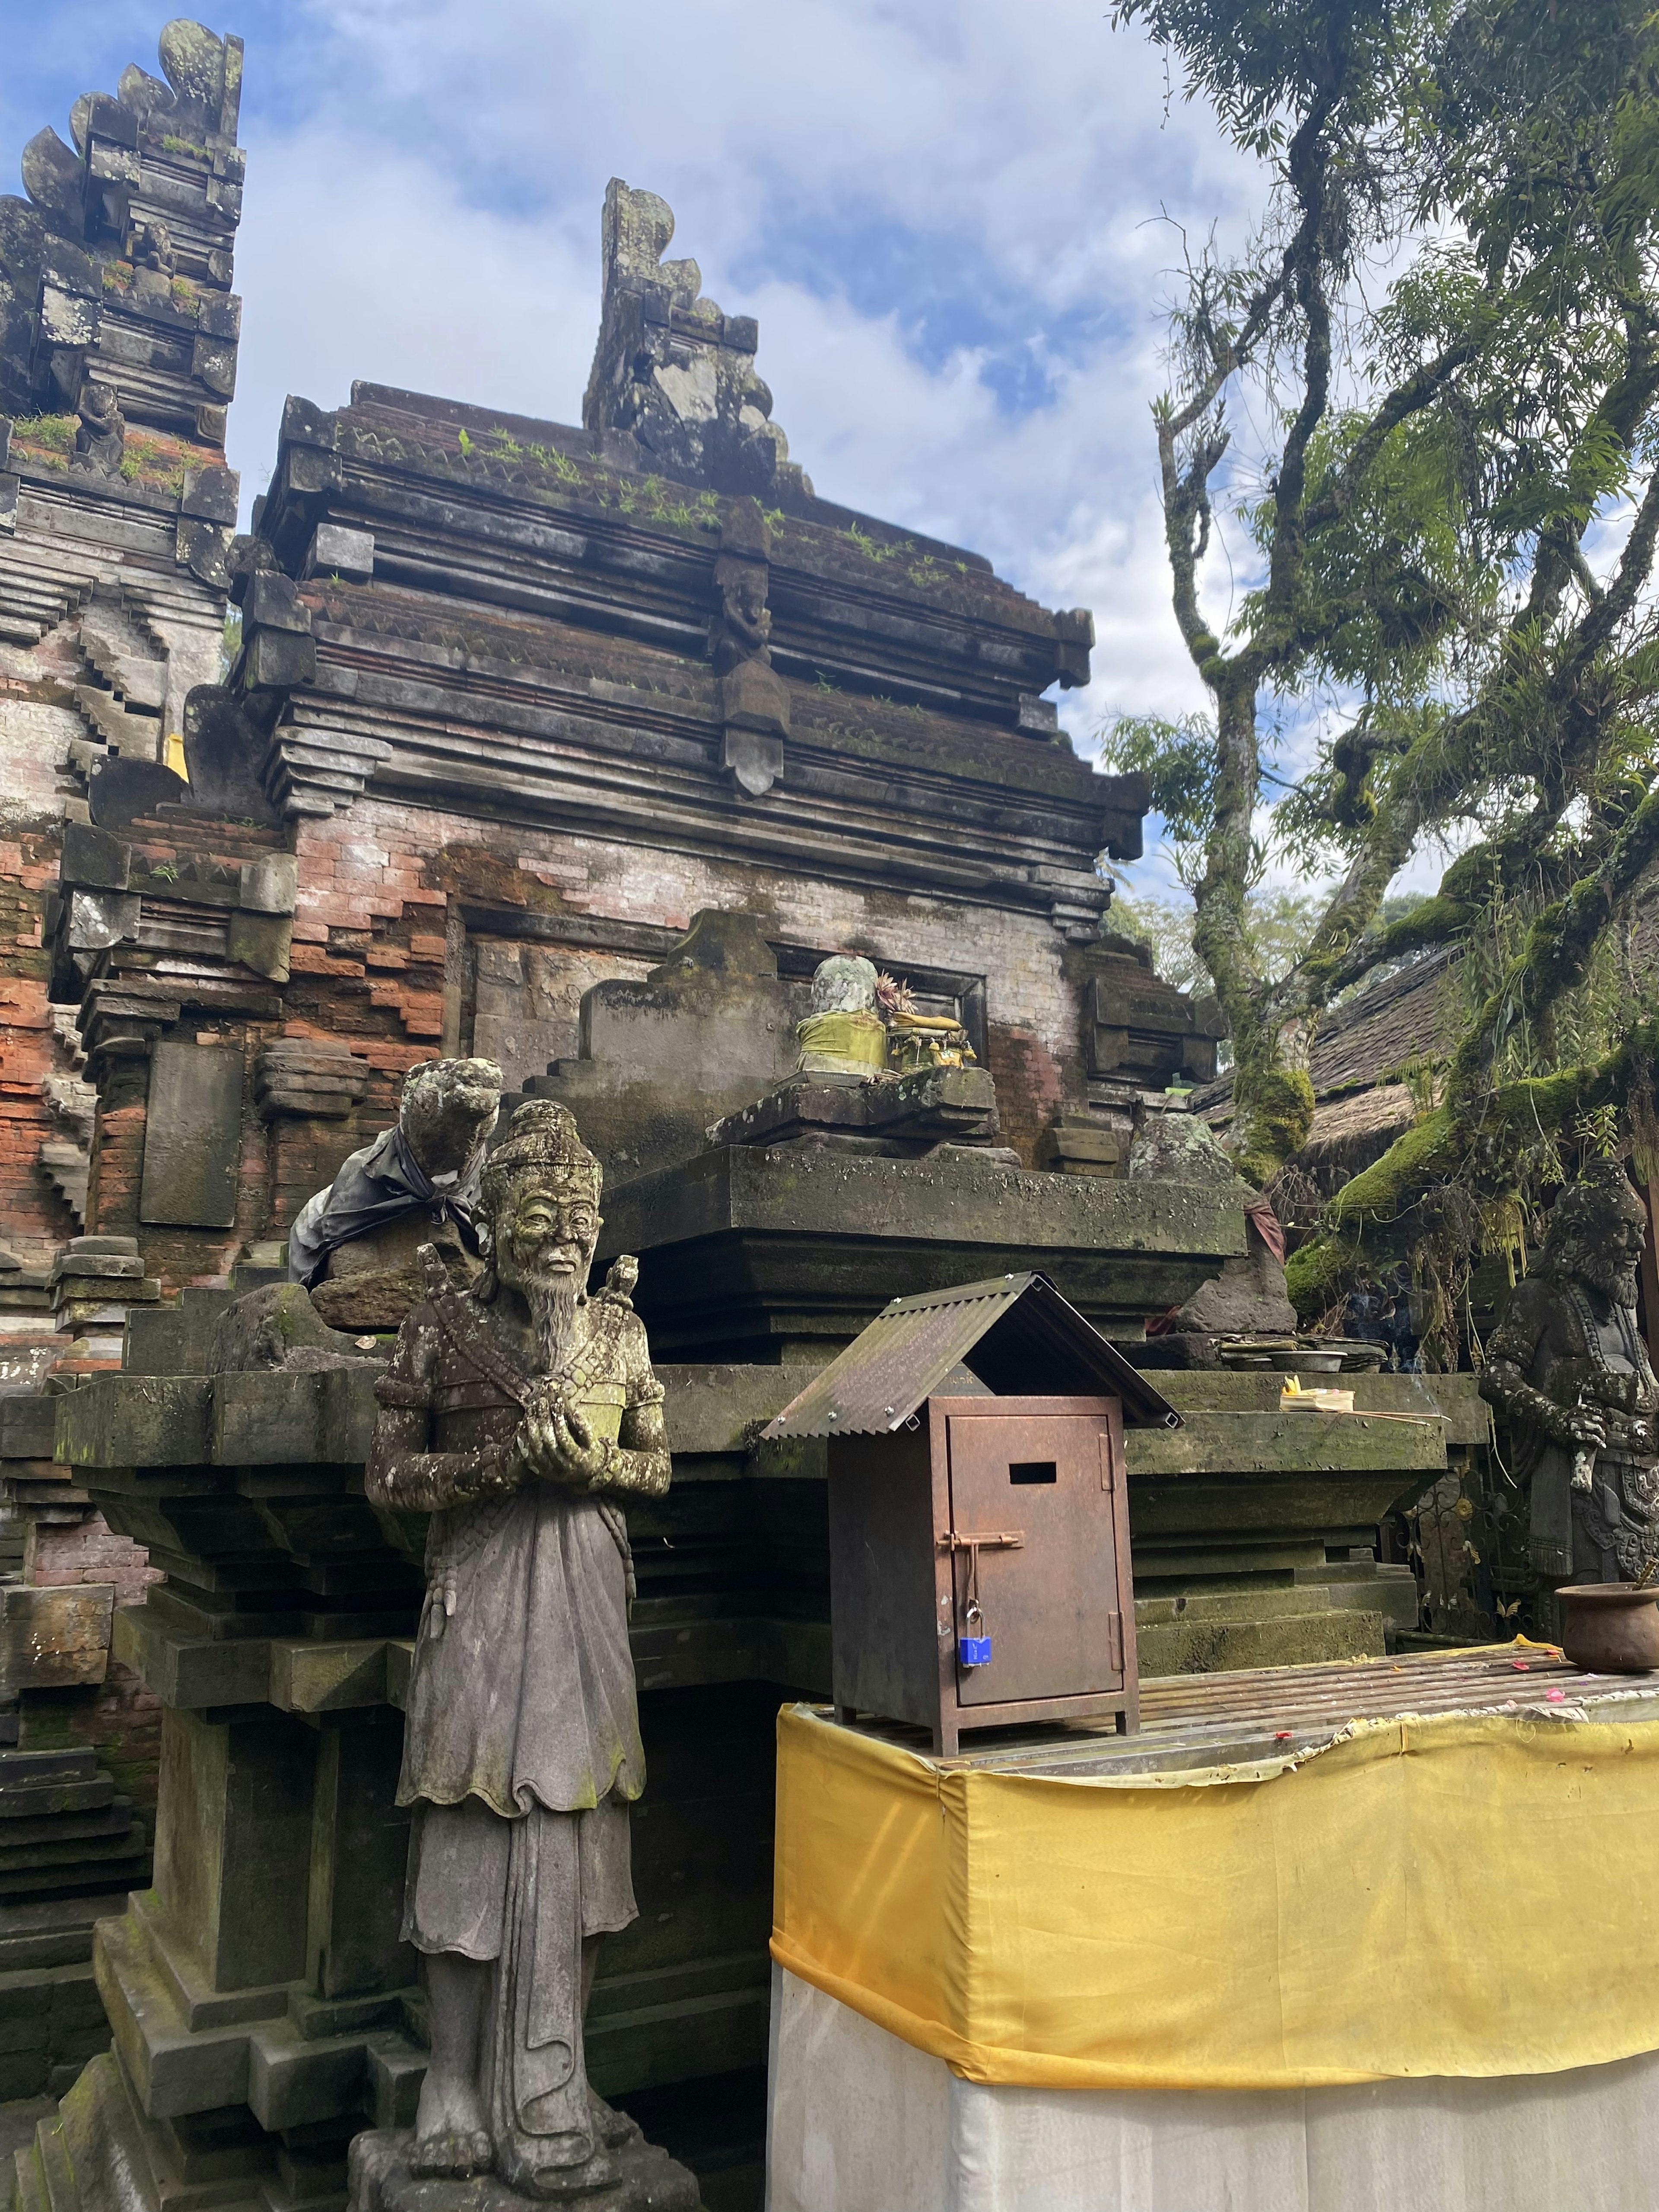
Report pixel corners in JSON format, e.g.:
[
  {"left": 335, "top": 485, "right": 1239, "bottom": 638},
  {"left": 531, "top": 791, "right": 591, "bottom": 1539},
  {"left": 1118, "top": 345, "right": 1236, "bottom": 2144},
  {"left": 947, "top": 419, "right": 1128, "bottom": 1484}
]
[
  {"left": 1482, "top": 1160, "right": 1659, "bottom": 1583},
  {"left": 289, "top": 1056, "right": 502, "bottom": 1327},
  {"left": 70, "top": 378, "right": 124, "bottom": 477},
  {"left": 795, "top": 953, "right": 887, "bottom": 1076},
  {"left": 353, "top": 1099, "right": 695, "bottom": 2210}
]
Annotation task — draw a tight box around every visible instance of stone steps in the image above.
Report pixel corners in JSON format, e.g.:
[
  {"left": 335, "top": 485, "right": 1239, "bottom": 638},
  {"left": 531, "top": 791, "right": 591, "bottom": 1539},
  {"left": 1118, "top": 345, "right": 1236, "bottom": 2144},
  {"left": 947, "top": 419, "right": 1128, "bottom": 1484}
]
[{"left": 0, "top": 1960, "right": 110, "bottom": 2101}]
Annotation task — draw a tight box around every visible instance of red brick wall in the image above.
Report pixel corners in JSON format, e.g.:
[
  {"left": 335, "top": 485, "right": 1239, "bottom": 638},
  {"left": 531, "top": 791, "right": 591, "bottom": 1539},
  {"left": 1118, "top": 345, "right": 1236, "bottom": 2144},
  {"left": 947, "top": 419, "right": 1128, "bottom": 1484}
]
[
  {"left": 18, "top": 1654, "right": 164, "bottom": 1815},
  {"left": 26, "top": 1512, "right": 161, "bottom": 1605},
  {"left": 0, "top": 830, "right": 82, "bottom": 1265}
]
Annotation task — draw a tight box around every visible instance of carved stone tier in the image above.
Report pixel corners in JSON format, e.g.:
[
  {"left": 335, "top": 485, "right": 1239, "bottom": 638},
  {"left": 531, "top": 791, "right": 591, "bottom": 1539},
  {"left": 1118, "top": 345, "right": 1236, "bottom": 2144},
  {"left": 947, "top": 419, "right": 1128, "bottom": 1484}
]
[{"left": 595, "top": 1149, "right": 1248, "bottom": 1363}]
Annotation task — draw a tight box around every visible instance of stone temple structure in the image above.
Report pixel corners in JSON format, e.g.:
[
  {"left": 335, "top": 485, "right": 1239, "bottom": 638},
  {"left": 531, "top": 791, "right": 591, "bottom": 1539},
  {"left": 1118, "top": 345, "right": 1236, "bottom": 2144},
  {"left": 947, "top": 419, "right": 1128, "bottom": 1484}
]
[{"left": 0, "top": 22, "right": 1487, "bottom": 2211}]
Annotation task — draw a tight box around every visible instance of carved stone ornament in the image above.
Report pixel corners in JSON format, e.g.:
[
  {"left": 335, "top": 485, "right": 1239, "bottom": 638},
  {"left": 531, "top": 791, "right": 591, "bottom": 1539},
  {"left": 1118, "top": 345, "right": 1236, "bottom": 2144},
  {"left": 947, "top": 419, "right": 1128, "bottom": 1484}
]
[
  {"left": 1481, "top": 1158, "right": 1659, "bottom": 1582},
  {"left": 288, "top": 1056, "right": 503, "bottom": 1329},
  {"left": 353, "top": 1100, "right": 697, "bottom": 2210}
]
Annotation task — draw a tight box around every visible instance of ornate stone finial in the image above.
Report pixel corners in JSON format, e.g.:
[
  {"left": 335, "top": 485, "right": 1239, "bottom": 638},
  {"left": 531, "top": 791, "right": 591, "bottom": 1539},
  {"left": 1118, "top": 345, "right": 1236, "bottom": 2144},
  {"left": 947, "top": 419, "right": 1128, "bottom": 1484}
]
[
  {"left": 582, "top": 177, "right": 811, "bottom": 502},
  {"left": 0, "top": 19, "right": 245, "bottom": 439}
]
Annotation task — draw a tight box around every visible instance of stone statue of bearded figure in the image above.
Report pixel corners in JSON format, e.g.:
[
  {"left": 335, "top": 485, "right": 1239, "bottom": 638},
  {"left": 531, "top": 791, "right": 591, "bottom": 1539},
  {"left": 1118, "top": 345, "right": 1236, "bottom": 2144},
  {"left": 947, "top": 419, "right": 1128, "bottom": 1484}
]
[
  {"left": 1482, "top": 1159, "right": 1659, "bottom": 1586},
  {"left": 365, "top": 1100, "right": 689, "bottom": 2205}
]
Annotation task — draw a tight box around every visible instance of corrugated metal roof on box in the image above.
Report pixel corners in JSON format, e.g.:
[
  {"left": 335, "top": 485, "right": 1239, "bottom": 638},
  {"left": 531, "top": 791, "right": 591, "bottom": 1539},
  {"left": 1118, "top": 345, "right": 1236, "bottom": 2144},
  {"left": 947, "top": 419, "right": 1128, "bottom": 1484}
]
[{"left": 761, "top": 1272, "right": 1180, "bottom": 1440}]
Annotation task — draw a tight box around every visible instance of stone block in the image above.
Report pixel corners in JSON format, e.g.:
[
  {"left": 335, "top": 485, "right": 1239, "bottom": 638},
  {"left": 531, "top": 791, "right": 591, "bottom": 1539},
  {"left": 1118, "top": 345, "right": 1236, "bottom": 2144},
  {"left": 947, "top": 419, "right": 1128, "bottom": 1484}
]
[
  {"left": 1125, "top": 1411, "right": 1445, "bottom": 1480},
  {"left": 0, "top": 2049, "right": 48, "bottom": 2099},
  {"left": 305, "top": 1719, "right": 412, "bottom": 2004},
  {"left": 65, "top": 887, "right": 141, "bottom": 952},
  {"left": 243, "top": 628, "right": 316, "bottom": 691},
  {"left": 363, "top": 2031, "right": 425, "bottom": 2130},
  {"left": 237, "top": 853, "right": 299, "bottom": 915},
  {"left": 306, "top": 524, "right": 374, "bottom": 581},
  {"left": 94, "top": 1906, "right": 252, "bottom": 2116},
  {"left": 138, "top": 1041, "right": 246, "bottom": 1229},
  {"left": 112, "top": 1608, "right": 270, "bottom": 1710},
  {"left": 226, "top": 909, "right": 292, "bottom": 980},
  {"left": 0, "top": 1396, "right": 56, "bottom": 1461},
  {"left": 597, "top": 1147, "right": 1243, "bottom": 1358},
  {"left": 0, "top": 2005, "right": 48, "bottom": 2053},
  {"left": 58, "top": 823, "right": 130, "bottom": 894},
  {"left": 1137, "top": 1608, "right": 1386, "bottom": 1676},
  {"left": 0, "top": 1585, "right": 114, "bottom": 1690},
  {"left": 211, "top": 1367, "right": 378, "bottom": 1467},
  {"left": 710, "top": 1065, "right": 1000, "bottom": 1155},
  {"left": 153, "top": 1708, "right": 314, "bottom": 1994},
  {"left": 178, "top": 466, "right": 239, "bottom": 524},
  {"left": 269, "top": 1640, "right": 387, "bottom": 1715},
  {"left": 60, "top": 1371, "right": 214, "bottom": 1460}
]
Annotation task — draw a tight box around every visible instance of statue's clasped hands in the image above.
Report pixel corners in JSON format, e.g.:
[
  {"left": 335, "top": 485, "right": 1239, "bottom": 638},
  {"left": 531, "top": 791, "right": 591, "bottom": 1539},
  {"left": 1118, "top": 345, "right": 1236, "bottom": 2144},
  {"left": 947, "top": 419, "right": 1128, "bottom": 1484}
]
[
  {"left": 1551, "top": 1402, "right": 1608, "bottom": 1452},
  {"left": 512, "top": 1398, "right": 611, "bottom": 1491}
]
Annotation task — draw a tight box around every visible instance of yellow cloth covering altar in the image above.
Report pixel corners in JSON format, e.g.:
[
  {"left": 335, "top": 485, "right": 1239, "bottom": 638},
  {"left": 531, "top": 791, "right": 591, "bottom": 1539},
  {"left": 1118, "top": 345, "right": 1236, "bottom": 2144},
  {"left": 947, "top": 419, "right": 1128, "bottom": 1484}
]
[{"left": 770, "top": 1646, "right": 1659, "bottom": 2091}]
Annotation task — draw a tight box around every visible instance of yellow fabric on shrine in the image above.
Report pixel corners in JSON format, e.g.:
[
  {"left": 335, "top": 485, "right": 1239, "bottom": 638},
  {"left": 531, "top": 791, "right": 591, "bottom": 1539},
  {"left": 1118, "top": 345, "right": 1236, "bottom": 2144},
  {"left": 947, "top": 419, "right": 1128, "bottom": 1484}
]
[{"left": 770, "top": 1698, "right": 1659, "bottom": 2090}]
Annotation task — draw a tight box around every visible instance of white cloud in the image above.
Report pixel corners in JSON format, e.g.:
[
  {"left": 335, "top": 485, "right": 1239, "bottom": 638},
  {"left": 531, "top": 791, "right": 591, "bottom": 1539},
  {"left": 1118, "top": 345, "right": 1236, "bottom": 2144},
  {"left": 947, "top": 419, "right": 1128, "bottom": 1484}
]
[{"left": 230, "top": 137, "right": 594, "bottom": 503}]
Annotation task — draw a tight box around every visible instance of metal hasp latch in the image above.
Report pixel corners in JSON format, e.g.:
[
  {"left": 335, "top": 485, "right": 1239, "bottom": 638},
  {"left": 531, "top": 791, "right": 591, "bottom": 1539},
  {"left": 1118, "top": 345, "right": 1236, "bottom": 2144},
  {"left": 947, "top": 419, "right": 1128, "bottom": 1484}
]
[{"left": 941, "top": 1529, "right": 1023, "bottom": 1668}]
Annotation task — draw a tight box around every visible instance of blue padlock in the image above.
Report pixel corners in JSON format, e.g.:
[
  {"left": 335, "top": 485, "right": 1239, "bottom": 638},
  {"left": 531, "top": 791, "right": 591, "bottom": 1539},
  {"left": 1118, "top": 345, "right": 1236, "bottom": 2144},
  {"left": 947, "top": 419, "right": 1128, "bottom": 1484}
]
[{"left": 958, "top": 1634, "right": 992, "bottom": 1667}]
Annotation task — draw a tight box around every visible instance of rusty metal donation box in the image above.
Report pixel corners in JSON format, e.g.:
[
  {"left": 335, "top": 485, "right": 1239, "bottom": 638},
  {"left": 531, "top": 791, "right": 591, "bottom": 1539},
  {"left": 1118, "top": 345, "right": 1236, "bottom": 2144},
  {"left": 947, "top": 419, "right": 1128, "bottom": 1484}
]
[{"left": 763, "top": 1273, "right": 1181, "bottom": 1756}]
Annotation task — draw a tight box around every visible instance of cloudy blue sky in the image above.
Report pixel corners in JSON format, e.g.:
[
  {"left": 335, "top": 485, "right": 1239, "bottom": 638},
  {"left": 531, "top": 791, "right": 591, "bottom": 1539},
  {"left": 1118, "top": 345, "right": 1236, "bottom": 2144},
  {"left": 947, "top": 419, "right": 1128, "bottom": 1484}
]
[{"left": 1, "top": 0, "right": 1276, "bottom": 896}]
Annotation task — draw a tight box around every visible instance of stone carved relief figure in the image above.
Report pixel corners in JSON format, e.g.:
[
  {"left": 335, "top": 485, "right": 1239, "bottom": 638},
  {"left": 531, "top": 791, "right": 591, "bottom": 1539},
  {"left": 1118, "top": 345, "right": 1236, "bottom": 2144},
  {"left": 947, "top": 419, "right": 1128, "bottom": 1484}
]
[
  {"left": 70, "top": 378, "right": 125, "bottom": 476},
  {"left": 711, "top": 557, "right": 770, "bottom": 672},
  {"left": 362, "top": 1100, "right": 693, "bottom": 2206},
  {"left": 130, "top": 216, "right": 176, "bottom": 274},
  {"left": 1482, "top": 1160, "right": 1659, "bottom": 1583}
]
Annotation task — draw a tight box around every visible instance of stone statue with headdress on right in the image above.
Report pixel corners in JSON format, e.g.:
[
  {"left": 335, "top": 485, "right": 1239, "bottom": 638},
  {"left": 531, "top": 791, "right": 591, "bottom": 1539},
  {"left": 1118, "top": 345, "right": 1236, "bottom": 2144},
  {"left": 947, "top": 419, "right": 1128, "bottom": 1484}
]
[{"left": 1482, "top": 1159, "right": 1659, "bottom": 1586}]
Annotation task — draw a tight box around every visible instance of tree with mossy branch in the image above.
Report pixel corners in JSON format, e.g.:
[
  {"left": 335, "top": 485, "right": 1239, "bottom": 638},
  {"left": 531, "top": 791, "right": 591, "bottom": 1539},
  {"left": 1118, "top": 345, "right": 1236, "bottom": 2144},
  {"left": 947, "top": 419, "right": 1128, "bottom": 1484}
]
[{"left": 1106, "top": 0, "right": 1659, "bottom": 1350}]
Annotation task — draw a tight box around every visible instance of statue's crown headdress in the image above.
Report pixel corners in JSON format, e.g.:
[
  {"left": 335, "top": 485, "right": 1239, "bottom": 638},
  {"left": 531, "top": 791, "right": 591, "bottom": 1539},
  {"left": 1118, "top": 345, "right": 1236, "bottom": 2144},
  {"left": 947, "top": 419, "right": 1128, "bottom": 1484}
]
[
  {"left": 1544, "top": 1155, "right": 1644, "bottom": 1249},
  {"left": 480, "top": 1100, "right": 601, "bottom": 1205}
]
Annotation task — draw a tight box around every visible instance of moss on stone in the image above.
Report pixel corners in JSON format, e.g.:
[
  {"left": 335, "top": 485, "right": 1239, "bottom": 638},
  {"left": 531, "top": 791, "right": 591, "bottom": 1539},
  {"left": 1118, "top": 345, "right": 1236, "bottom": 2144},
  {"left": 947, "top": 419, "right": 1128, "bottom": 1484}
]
[{"left": 1236, "top": 1066, "right": 1316, "bottom": 1186}]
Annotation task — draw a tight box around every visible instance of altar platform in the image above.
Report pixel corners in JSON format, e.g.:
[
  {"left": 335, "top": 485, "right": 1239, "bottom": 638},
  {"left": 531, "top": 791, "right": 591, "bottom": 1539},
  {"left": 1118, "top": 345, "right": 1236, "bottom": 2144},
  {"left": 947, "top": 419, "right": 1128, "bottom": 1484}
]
[{"left": 767, "top": 1646, "right": 1659, "bottom": 2211}]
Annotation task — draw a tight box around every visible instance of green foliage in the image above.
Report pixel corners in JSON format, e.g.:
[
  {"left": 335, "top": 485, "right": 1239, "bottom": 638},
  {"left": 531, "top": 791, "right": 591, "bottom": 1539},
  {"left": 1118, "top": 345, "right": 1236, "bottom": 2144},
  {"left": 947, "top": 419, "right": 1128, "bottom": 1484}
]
[
  {"left": 10, "top": 413, "right": 73, "bottom": 452},
  {"left": 1110, "top": 0, "right": 1659, "bottom": 1287},
  {"left": 1097, "top": 714, "right": 1219, "bottom": 857},
  {"left": 1113, "top": 885, "right": 1330, "bottom": 994}
]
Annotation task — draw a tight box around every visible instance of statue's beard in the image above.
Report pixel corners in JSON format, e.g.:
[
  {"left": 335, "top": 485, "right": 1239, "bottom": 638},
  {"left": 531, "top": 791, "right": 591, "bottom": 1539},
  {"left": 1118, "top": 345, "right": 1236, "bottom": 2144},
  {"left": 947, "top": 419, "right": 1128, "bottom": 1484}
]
[
  {"left": 1580, "top": 1251, "right": 1641, "bottom": 1308},
  {"left": 521, "top": 1274, "right": 579, "bottom": 1372}
]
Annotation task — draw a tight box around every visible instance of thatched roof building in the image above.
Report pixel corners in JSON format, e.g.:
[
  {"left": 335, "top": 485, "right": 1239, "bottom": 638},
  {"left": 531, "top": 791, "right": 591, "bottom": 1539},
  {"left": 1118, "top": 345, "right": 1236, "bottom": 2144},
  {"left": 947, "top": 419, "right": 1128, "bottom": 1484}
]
[{"left": 1193, "top": 948, "right": 1461, "bottom": 1189}]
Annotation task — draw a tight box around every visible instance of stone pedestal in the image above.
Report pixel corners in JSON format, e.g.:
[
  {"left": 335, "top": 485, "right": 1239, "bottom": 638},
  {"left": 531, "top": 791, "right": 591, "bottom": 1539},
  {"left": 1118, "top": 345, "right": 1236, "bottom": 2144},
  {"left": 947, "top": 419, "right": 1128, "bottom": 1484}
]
[
  {"left": 597, "top": 1148, "right": 1246, "bottom": 1362},
  {"left": 708, "top": 1065, "right": 1004, "bottom": 1157},
  {"left": 347, "top": 2129, "right": 699, "bottom": 2212}
]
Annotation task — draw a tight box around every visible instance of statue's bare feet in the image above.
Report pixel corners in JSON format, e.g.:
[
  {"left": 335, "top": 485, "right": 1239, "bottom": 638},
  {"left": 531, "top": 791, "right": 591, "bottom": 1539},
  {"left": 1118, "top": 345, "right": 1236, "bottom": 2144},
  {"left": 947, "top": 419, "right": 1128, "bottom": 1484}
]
[{"left": 410, "top": 2069, "right": 492, "bottom": 2178}]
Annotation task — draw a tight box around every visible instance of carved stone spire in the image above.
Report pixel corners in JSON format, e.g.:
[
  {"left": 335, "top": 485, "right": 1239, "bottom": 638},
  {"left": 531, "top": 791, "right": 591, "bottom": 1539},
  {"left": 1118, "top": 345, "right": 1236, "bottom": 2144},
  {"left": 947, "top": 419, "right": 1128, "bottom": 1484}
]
[
  {"left": 0, "top": 19, "right": 245, "bottom": 445},
  {"left": 582, "top": 178, "right": 812, "bottom": 501}
]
